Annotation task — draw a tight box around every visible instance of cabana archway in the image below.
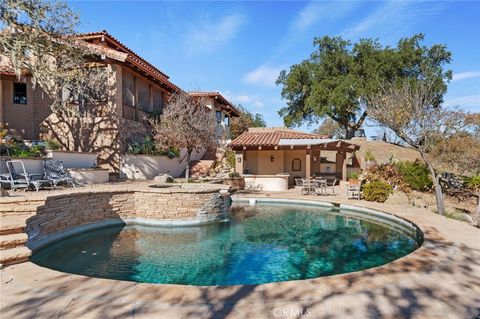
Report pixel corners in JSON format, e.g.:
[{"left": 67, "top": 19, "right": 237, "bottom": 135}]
[{"left": 229, "top": 128, "right": 360, "bottom": 189}]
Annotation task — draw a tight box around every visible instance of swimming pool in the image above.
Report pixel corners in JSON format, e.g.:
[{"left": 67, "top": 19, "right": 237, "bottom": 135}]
[{"left": 31, "top": 201, "right": 422, "bottom": 286}]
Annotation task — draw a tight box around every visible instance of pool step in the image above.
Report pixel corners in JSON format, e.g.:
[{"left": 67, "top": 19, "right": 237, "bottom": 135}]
[
  {"left": 0, "top": 246, "right": 31, "bottom": 267},
  {"left": 0, "top": 202, "right": 42, "bottom": 216},
  {"left": 0, "top": 233, "right": 28, "bottom": 250},
  {"left": 0, "top": 216, "right": 28, "bottom": 235}
]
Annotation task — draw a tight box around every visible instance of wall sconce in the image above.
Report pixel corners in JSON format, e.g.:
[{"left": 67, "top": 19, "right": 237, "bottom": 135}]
[
  {"left": 313, "top": 156, "right": 318, "bottom": 162},
  {"left": 237, "top": 157, "right": 242, "bottom": 163},
  {"left": 270, "top": 155, "right": 275, "bottom": 162}
]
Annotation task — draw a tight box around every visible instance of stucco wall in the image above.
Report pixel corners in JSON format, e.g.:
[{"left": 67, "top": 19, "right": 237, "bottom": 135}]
[
  {"left": 120, "top": 149, "right": 205, "bottom": 179},
  {"left": 283, "top": 149, "right": 306, "bottom": 184},
  {"left": 46, "top": 151, "right": 98, "bottom": 168}
]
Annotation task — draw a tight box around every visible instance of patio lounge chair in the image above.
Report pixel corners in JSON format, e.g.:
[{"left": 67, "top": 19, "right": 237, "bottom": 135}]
[
  {"left": 43, "top": 159, "right": 76, "bottom": 188},
  {"left": 6, "top": 160, "right": 52, "bottom": 191},
  {"left": 0, "top": 159, "right": 11, "bottom": 188}
]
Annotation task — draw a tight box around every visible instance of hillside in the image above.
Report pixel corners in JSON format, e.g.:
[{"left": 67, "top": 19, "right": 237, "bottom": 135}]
[{"left": 348, "top": 138, "right": 421, "bottom": 168}]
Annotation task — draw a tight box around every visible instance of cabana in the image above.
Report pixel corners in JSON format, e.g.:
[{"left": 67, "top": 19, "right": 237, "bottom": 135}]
[{"left": 229, "top": 128, "right": 360, "bottom": 191}]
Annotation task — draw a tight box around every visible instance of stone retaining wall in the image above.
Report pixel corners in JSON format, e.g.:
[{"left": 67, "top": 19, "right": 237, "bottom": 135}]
[{"left": 25, "top": 188, "right": 230, "bottom": 245}]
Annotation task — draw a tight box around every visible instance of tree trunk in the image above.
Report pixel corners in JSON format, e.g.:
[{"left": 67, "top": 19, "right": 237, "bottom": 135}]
[
  {"left": 427, "top": 162, "right": 445, "bottom": 216},
  {"left": 476, "top": 190, "right": 480, "bottom": 226},
  {"left": 184, "top": 149, "right": 191, "bottom": 183},
  {"left": 345, "top": 127, "right": 356, "bottom": 139}
]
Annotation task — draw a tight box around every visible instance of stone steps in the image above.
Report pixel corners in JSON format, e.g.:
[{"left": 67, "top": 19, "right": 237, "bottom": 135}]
[
  {"left": 0, "top": 200, "right": 44, "bottom": 216},
  {"left": 0, "top": 214, "right": 31, "bottom": 266},
  {"left": 0, "top": 246, "right": 31, "bottom": 267},
  {"left": 0, "top": 233, "right": 28, "bottom": 250}
]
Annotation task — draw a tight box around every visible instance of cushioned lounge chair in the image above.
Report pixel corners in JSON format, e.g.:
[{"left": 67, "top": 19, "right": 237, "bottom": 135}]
[
  {"left": 43, "top": 159, "right": 76, "bottom": 188},
  {"left": 6, "top": 160, "right": 52, "bottom": 191}
]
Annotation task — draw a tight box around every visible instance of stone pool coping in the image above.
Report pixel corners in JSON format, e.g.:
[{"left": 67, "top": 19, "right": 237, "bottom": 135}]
[{"left": 1, "top": 192, "right": 480, "bottom": 318}]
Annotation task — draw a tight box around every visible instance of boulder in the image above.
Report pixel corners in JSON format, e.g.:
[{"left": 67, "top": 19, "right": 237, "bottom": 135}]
[{"left": 154, "top": 174, "right": 174, "bottom": 183}]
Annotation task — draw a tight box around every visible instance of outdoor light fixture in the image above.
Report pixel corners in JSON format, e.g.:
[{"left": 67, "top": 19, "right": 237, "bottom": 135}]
[{"left": 270, "top": 155, "right": 275, "bottom": 162}]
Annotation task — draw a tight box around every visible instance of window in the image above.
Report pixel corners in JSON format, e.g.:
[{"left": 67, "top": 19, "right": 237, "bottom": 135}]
[
  {"left": 292, "top": 158, "right": 301, "bottom": 171},
  {"left": 122, "top": 72, "right": 134, "bottom": 106},
  {"left": 152, "top": 88, "right": 164, "bottom": 113},
  {"left": 137, "top": 79, "right": 150, "bottom": 111},
  {"left": 13, "top": 83, "right": 27, "bottom": 104},
  {"left": 215, "top": 111, "right": 222, "bottom": 123},
  {"left": 224, "top": 115, "right": 230, "bottom": 126}
]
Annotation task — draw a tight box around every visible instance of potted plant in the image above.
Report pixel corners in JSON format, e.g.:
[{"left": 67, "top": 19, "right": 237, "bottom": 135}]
[
  {"left": 224, "top": 172, "right": 245, "bottom": 190},
  {"left": 348, "top": 172, "right": 360, "bottom": 185}
]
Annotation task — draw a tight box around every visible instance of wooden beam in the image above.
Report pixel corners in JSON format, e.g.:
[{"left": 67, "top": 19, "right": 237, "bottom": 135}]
[{"left": 306, "top": 151, "right": 311, "bottom": 179}]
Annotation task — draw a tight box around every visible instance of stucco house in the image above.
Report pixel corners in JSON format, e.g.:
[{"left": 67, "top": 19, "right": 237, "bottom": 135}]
[
  {"left": 229, "top": 127, "right": 361, "bottom": 190},
  {"left": 0, "top": 30, "right": 238, "bottom": 172}
]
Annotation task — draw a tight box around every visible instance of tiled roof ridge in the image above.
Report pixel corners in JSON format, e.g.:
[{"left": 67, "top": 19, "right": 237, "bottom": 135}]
[
  {"left": 75, "top": 30, "right": 169, "bottom": 80},
  {"left": 188, "top": 91, "right": 240, "bottom": 116},
  {"left": 75, "top": 30, "right": 181, "bottom": 92},
  {"left": 229, "top": 128, "right": 330, "bottom": 148}
]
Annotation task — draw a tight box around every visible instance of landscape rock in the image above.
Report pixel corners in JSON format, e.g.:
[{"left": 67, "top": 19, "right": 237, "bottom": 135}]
[{"left": 154, "top": 174, "right": 174, "bottom": 183}]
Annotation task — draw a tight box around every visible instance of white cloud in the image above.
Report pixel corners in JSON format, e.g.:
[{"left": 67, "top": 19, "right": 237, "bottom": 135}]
[
  {"left": 292, "top": 1, "right": 358, "bottom": 31},
  {"left": 342, "top": 1, "right": 445, "bottom": 40},
  {"left": 452, "top": 71, "right": 480, "bottom": 82},
  {"left": 444, "top": 95, "right": 480, "bottom": 109},
  {"left": 223, "top": 92, "right": 265, "bottom": 109},
  {"left": 185, "top": 13, "right": 246, "bottom": 56},
  {"left": 243, "top": 65, "right": 283, "bottom": 87}
]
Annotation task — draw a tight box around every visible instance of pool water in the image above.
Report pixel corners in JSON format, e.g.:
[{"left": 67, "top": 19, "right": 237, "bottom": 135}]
[{"left": 31, "top": 203, "right": 421, "bottom": 286}]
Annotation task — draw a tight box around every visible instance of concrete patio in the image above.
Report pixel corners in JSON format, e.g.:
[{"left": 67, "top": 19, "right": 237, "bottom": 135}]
[{"left": 1, "top": 182, "right": 479, "bottom": 318}]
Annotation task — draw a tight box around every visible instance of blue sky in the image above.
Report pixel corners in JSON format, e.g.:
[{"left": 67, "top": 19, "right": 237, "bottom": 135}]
[{"left": 71, "top": 0, "right": 480, "bottom": 135}]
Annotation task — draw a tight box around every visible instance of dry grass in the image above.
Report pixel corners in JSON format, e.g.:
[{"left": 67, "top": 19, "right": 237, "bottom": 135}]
[{"left": 348, "top": 138, "right": 421, "bottom": 167}]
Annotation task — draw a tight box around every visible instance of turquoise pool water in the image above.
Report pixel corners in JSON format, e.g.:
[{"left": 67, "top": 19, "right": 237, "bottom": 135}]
[{"left": 31, "top": 203, "right": 421, "bottom": 286}]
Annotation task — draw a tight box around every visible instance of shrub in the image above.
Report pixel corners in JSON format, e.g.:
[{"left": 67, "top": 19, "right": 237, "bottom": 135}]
[
  {"left": 229, "top": 172, "right": 241, "bottom": 178},
  {"left": 364, "top": 150, "right": 376, "bottom": 162},
  {"left": 396, "top": 160, "right": 432, "bottom": 191},
  {"left": 8, "top": 143, "right": 44, "bottom": 158},
  {"left": 465, "top": 175, "right": 480, "bottom": 191},
  {"left": 361, "top": 163, "right": 409, "bottom": 193},
  {"left": 362, "top": 180, "right": 392, "bottom": 203},
  {"left": 224, "top": 149, "right": 236, "bottom": 169},
  {"left": 349, "top": 172, "right": 359, "bottom": 179},
  {"left": 44, "top": 139, "right": 60, "bottom": 150},
  {"left": 126, "top": 135, "right": 179, "bottom": 158}
]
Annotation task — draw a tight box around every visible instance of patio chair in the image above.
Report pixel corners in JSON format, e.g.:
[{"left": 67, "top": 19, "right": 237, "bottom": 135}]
[
  {"left": 326, "top": 179, "right": 338, "bottom": 194},
  {"left": 43, "top": 159, "right": 76, "bottom": 188},
  {"left": 6, "top": 160, "right": 52, "bottom": 191},
  {"left": 294, "top": 177, "right": 303, "bottom": 187},
  {"left": 314, "top": 178, "right": 327, "bottom": 195},
  {"left": 301, "top": 178, "right": 315, "bottom": 195}
]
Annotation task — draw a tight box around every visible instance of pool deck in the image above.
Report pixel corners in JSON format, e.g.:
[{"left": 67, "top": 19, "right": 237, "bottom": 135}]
[{"left": 1, "top": 183, "right": 480, "bottom": 318}]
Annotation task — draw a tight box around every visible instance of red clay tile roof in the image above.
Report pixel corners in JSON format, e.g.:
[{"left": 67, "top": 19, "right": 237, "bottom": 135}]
[
  {"left": 75, "top": 30, "right": 180, "bottom": 92},
  {"left": 189, "top": 91, "right": 240, "bottom": 117},
  {"left": 0, "top": 64, "right": 15, "bottom": 75},
  {"left": 230, "top": 128, "right": 327, "bottom": 148}
]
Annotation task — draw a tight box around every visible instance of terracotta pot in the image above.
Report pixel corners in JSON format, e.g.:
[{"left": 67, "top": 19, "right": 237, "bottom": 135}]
[
  {"left": 224, "top": 177, "right": 245, "bottom": 190},
  {"left": 348, "top": 179, "right": 360, "bottom": 185}
]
